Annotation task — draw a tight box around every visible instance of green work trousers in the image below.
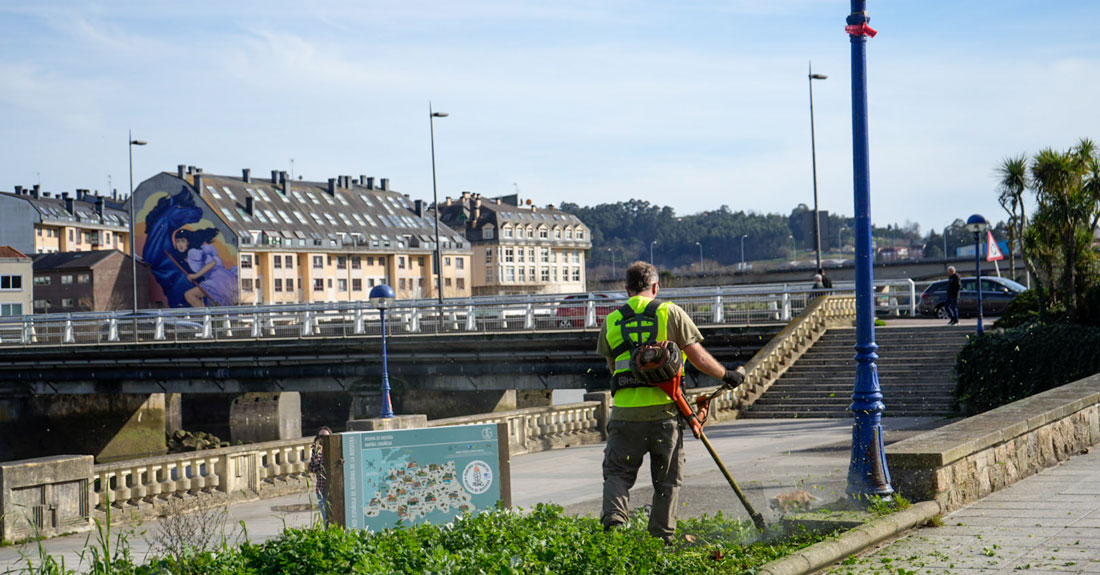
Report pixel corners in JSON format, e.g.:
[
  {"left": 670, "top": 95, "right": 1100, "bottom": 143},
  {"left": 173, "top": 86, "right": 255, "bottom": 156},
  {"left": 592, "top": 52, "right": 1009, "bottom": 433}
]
[{"left": 600, "top": 417, "right": 684, "bottom": 541}]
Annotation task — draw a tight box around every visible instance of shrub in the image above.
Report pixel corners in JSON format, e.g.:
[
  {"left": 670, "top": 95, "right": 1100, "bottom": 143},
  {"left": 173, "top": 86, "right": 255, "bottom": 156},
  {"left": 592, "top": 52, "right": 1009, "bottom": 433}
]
[
  {"left": 993, "top": 289, "right": 1041, "bottom": 329},
  {"left": 1079, "top": 284, "right": 1100, "bottom": 326},
  {"left": 955, "top": 323, "right": 1100, "bottom": 413}
]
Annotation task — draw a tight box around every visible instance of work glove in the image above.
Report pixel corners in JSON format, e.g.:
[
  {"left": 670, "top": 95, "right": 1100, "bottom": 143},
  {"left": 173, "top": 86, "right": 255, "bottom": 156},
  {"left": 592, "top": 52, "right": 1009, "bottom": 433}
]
[{"left": 722, "top": 364, "right": 747, "bottom": 387}]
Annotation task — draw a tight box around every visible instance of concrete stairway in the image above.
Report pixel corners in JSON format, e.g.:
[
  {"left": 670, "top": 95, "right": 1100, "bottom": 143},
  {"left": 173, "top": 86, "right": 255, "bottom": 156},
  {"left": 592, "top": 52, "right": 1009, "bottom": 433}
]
[{"left": 742, "top": 325, "right": 970, "bottom": 418}]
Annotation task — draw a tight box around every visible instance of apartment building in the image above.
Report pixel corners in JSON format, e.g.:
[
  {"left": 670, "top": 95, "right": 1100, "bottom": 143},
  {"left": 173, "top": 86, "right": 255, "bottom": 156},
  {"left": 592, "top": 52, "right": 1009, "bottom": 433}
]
[
  {"left": 438, "top": 192, "right": 592, "bottom": 296},
  {"left": 0, "top": 186, "right": 132, "bottom": 256},
  {"left": 131, "top": 166, "right": 471, "bottom": 308},
  {"left": 0, "top": 246, "right": 32, "bottom": 317},
  {"left": 31, "top": 250, "right": 148, "bottom": 313}
]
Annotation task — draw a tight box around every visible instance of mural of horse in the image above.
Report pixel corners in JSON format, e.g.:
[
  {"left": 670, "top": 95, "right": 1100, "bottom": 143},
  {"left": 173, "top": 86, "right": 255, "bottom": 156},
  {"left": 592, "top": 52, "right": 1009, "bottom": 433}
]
[{"left": 142, "top": 188, "right": 205, "bottom": 307}]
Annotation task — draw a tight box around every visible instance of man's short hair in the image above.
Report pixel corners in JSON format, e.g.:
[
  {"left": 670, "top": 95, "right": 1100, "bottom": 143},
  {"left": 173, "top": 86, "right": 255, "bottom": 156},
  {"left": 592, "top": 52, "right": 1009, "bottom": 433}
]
[
  {"left": 947, "top": 266, "right": 956, "bottom": 274},
  {"left": 625, "top": 261, "right": 658, "bottom": 295}
]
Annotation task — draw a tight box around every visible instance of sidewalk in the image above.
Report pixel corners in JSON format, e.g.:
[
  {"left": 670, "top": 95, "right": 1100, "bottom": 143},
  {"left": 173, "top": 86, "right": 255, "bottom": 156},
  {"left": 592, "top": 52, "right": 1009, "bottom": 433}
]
[
  {"left": 0, "top": 416, "right": 941, "bottom": 572},
  {"left": 822, "top": 446, "right": 1100, "bottom": 575}
]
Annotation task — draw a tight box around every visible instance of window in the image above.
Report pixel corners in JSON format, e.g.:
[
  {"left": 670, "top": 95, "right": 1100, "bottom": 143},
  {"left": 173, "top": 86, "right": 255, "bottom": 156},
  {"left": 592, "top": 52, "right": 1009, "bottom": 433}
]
[
  {"left": 285, "top": 256, "right": 294, "bottom": 270},
  {"left": 274, "top": 278, "right": 283, "bottom": 292},
  {"left": 313, "top": 256, "right": 324, "bottom": 269},
  {"left": 456, "top": 258, "right": 464, "bottom": 270},
  {"left": 529, "top": 248, "right": 535, "bottom": 262},
  {"left": 486, "top": 268, "right": 493, "bottom": 283},
  {"left": 485, "top": 249, "right": 492, "bottom": 263},
  {"left": 273, "top": 255, "right": 282, "bottom": 269},
  {"left": 61, "top": 298, "right": 74, "bottom": 308},
  {"left": 445, "top": 278, "right": 452, "bottom": 287},
  {"left": 572, "top": 268, "right": 581, "bottom": 282},
  {"left": 517, "top": 249, "right": 525, "bottom": 263},
  {"left": 505, "top": 268, "right": 515, "bottom": 282},
  {"left": 337, "top": 279, "right": 348, "bottom": 292},
  {"left": 540, "top": 248, "right": 550, "bottom": 263},
  {"left": 457, "top": 278, "right": 465, "bottom": 290},
  {"left": 554, "top": 228, "right": 562, "bottom": 239},
  {"left": 242, "top": 279, "right": 254, "bottom": 292},
  {"left": 366, "top": 256, "right": 375, "bottom": 266},
  {"left": 399, "top": 278, "right": 407, "bottom": 289},
  {"left": 287, "top": 279, "right": 294, "bottom": 292},
  {"left": 527, "top": 226, "right": 534, "bottom": 238},
  {"left": 483, "top": 227, "right": 494, "bottom": 239},
  {"left": 241, "top": 255, "right": 253, "bottom": 269},
  {"left": 0, "top": 303, "right": 22, "bottom": 316},
  {"left": 572, "top": 251, "right": 580, "bottom": 264},
  {"left": 539, "top": 228, "right": 548, "bottom": 239},
  {"left": 352, "top": 278, "right": 362, "bottom": 291},
  {"left": 77, "top": 273, "right": 90, "bottom": 284},
  {"left": 541, "top": 268, "right": 550, "bottom": 281},
  {"left": 566, "top": 228, "right": 573, "bottom": 239},
  {"left": 313, "top": 279, "right": 324, "bottom": 291},
  {"left": 504, "top": 248, "right": 514, "bottom": 263},
  {"left": 444, "top": 257, "right": 451, "bottom": 266},
  {"left": 337, "top": 256, "right": 347, "bottom": 270},
  {"left": 34, "top": 276, "right": 51, "bottom": 286},
  {"left": 398, "top": 256, "right": 405, "bottom": 269},
  {"left": 61, "top": 275, "right": 73, "bottom": 285},
  {"left": 518, "top": 267, "right": 526, "bottom": 282},
  {"left": 552, "top": 267, "right": 558, "bottom": 282},
  {"left": 503, "top": 226, "right": 513, "bottom": 239},
  {"left": 351, "top": 256, "right": 361, "bottom": 270},
  {"left": 34, "top": 300, "right": 49, "bottom": 310},
  {"left": 577, "top": 229, "right": 585, "bottom": 239}
]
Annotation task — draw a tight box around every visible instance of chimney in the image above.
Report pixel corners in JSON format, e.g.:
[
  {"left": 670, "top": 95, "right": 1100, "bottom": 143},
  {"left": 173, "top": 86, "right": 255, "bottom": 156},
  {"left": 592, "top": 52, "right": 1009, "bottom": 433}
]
[
  {"left": 242, "top": 168, "right": 251, "bottom": 183},
  {"left": 187, "top": 165, "right": 195, "bottom": 175},
  {"left": 327, "top": 178, "right": 336, "bottom": 195},
  {"left": 414, "top": 199, "right": 425, "bottom": 218},
  {"left": 245, "top": 197, "right": 254, "bottom": 215},
  {"left": 194, "top": 172, "right": 204, "bottom": 194},
  {"left": 14, "top": 185, "right": 22, "bottom": 195},
  {"left": 380, "top": 178, "right": 389, "bottom": 191},
  {"left": 365, "top": 177, "right": 374, "bottom": 190},
  {"left": 445, "top": 196, "right": 453, "bottom": 206},
  {"left": 474, "top": 197, "right": 481, "bottom": 222},
  {"left": 63, "top": 194, "right": 74, "bottom": 214},
  {"left": 95, "top": 196, "right": 105, "bottom": 216},
  {"left": 178, "top": 165, "right": 186, "bottom": 179},
  {"left": 359, "top": 175, "right": 367, "bottom": 186},
  {"left": 75, "top": 189, "right": 83, "bottom": 201},
  {"left": 32, "top": 185, "right": 40, "bottom": 199},
  {"left": 271, "top": 170, "right": 279, "bottom": 185},
  {"left": 280, "top": 171, "right": 287, "bottom": 185}
]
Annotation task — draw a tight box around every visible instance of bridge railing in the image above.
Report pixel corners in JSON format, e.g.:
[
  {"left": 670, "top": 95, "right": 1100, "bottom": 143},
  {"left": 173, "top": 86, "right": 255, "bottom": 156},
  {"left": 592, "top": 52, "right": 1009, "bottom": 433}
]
[{"left": 0, "top": 280, "right": 931, "bottom": 349}]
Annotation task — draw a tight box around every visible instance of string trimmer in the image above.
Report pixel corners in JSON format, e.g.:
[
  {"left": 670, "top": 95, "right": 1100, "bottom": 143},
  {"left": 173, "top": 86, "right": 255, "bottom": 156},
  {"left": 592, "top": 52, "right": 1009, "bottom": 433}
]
[{"left": 632, "top": 342, "right": 766, "bottom": 530}]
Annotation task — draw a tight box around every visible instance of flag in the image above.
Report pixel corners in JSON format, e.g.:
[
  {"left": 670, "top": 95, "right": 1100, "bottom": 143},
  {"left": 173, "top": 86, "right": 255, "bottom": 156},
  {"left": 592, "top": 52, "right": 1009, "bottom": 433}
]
[{"left": 986, "top": 231, "right": 1004, "bottom": 262}]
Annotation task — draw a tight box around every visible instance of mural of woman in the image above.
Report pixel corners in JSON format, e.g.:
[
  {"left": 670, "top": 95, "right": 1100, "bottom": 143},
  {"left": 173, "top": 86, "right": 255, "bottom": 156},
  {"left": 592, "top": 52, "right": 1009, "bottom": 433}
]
[{"left": 172, "top": 228, "right": 239, "bottom": 307}]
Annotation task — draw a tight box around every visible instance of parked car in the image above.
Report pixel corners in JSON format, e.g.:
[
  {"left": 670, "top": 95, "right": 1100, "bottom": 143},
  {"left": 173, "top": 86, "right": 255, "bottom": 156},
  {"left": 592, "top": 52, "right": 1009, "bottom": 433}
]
[
  {"left": 917, "top": 276, "right": 1027, "bottom": 319},
  {"left": 555, "top": 293, "right": 619, "bottom": 328}
]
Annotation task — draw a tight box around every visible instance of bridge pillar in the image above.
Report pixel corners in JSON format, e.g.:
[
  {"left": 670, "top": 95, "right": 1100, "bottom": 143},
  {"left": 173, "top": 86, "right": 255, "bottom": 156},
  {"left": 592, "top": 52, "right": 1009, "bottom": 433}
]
[
  {"left": 0, "top": 394, "right": 168, "bottom": 464},
  {"left": 228, "top": 392, "right": 302, "bottom": 444}
]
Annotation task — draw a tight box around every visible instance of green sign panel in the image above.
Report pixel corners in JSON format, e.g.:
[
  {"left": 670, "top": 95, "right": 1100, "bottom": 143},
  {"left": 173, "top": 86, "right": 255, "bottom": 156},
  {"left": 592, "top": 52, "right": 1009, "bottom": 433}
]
[{"left": 341, "top": 423, "right": 510, "bottom": 530}]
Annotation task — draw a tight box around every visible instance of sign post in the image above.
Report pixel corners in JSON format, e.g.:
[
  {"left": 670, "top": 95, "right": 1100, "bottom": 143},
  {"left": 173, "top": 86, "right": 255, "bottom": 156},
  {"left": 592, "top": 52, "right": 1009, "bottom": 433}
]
[
  {"left": 986, "top": 230, "right": 1004, "bottom": 277},
  {"left": 324, "top": 423, "right": 510, "bottom": 530}
]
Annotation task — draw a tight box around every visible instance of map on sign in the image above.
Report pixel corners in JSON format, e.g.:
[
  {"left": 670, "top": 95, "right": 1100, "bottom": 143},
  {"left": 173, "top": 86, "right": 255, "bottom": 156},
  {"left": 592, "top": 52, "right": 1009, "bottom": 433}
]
[{"left": 341, "top": 424, "right": 506, "bottom": 531}]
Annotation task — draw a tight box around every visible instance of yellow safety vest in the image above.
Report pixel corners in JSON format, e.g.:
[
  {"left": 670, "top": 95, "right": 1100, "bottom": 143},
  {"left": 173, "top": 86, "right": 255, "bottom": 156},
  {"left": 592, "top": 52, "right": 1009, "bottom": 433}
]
[{"left": 603, "top": 296, "right": 676, "bottom": 408}]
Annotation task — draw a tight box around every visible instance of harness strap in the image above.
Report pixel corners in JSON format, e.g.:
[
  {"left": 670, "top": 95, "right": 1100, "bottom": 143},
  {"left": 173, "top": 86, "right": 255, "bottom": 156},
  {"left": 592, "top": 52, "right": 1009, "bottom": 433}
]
[{"left": 609, "top": 299, "right": 663, "bottom": 359}]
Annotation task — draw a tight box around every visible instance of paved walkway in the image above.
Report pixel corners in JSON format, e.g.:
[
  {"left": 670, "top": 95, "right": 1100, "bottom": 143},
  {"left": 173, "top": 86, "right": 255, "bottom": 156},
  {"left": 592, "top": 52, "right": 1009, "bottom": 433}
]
[
  {"left": 0, "top": 416, "right": 942, "bottom": 572},
  {"left": 822, "top": 447, "right": 1100, "bottom": 575}
]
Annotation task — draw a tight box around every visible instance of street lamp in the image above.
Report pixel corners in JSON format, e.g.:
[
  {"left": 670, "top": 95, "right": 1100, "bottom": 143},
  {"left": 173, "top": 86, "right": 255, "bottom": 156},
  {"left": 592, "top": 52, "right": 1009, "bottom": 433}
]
[
  {"left": 789, "top": 235, "right": 797, "bottom": 261},
  {"left": 605, "top": 248, "right": 616, "bottom": 279},
  {"left": 429, "top": 103, "right": 448, "bottom": 304},
  {"left": 370, "top": 283, "right": 397, "bottom": 418},
  {"left": 965, "top": 214, "right": 990, "bottom": 336},
  {"left": 740, "top": 234, "right": 749, "bottom": 271},
  {"left": 809, "top": 62, "right": 828, "bottom": 271},
  {"left": 650, "top": 240, "right": 657, "bottom": 265},
  {"left": 942, "top": 225, "right": 950, "bottom": 263},
  {"left": 844, "top": 0, "right": 893, "bottom": 499},
  {"left": 128, "top": 131, "right": 147, "bottom": 313},
  {"left": 695, "top": 241, "right": 703, "bottom": 270},
  {"left": 838, "top": 226, "right": 847, "bottom": 252}
]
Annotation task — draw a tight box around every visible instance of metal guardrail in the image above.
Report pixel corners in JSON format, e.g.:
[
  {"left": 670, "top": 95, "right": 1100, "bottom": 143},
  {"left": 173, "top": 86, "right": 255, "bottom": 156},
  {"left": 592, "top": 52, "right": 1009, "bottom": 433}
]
[{"left": 0, "top": 280, "right": 931, "bottom": 348}]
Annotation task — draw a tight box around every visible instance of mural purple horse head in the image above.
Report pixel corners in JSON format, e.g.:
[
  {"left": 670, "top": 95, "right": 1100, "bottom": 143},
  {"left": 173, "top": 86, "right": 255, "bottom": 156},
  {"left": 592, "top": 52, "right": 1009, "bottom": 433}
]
[{"left": 143, "top": 189, "right": 204, "bottom": 307}]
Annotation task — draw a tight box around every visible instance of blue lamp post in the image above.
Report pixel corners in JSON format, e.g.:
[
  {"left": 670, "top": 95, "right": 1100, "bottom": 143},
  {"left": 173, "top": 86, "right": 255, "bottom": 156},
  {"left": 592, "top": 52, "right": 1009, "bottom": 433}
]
[
  {"left": 370, "top": 284, "right": 396, "bottom": 418},
  {"left": 845, "top": 0, "right": 893, "bottom": 498},
  {"left": 965, "top": 214, "right": 990, "bottom": 336}
]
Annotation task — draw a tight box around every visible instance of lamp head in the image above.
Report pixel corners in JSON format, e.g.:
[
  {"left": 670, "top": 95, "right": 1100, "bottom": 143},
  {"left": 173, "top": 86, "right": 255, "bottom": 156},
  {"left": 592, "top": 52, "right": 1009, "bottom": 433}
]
[
  {"left": 432, "top": 112, "right": 449, "bottom": 118},
  {"left": 369, "top": 284, "right": 396, "bottom": 308},
  {"left": 130, "top": 140, "right": 147, "bottom": 146},
  {"left": 810, "top": 74, "right": 828, "bottom": 80},
  {"left": 964, "top": 214, "right": 989, "bottom": 233}
]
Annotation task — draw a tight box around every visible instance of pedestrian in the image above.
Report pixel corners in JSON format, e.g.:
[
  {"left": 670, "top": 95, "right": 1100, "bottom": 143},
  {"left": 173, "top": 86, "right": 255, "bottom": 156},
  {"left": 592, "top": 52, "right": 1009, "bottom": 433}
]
[
  {"left": 946, "top": 266, "right": 961, "bottom": 325},
  {"left": 816, "top": 268, "right": 833, "bottom": 290},
  {"left": 812, "top": 274, "right": 826, "bottom": 293},
  {"left": 596, "top": 261, "right": 746, "bottom": 543},
  {"left": 308, "top": 426, "right": 332, "bottom": 522}
]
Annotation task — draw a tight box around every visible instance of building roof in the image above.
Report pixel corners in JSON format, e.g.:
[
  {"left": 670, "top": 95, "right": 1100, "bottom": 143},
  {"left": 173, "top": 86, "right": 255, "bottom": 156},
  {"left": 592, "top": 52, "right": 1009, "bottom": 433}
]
[
  {"left": 437, "top": 191, "right": 591, "bottom": 247},
  {"left": 32, "top": 250, "right": 121, "bottom": 271},
  {"left": 0, "top": 187, "right": 130, "bottom": 230},
  {"left": 0, "top": 246, "right": 30, "bottom": 259},
  {"left": 171, "top": 168, "right": 469, "bottom": 253}
]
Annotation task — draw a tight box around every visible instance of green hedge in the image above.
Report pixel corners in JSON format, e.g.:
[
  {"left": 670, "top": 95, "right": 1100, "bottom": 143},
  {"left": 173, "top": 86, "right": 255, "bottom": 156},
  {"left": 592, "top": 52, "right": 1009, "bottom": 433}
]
[
  {"left": 73, "top": 505, "right": 829, "bottom": 575},
  {"left": 956, "top": 323, "right": 1100, "bottom": 413}
]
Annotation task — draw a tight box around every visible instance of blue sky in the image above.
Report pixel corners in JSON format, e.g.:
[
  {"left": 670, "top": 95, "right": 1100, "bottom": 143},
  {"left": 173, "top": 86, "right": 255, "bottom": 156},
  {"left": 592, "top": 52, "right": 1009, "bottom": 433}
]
[{"left": 2, "top": 1, "right": 1099, "bottom": 235}]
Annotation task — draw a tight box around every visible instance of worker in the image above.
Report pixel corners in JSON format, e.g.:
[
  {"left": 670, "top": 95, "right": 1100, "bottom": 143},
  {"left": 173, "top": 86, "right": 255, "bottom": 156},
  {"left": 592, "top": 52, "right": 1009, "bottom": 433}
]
[{"left": 596, "top": 261, "right": 745, "bottom": 543}]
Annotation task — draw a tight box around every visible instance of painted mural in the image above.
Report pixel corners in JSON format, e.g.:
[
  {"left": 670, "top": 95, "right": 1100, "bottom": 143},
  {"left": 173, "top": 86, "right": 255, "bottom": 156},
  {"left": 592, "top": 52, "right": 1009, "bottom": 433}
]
[{"left": 135, "top": 178, "right": 239, "bottom": 308}]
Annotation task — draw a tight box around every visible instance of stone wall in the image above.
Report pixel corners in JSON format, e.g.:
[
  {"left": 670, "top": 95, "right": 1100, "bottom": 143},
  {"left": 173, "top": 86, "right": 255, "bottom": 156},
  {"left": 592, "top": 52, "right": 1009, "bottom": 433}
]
[{"left": 888, "top": 374, "right": 1100, "bottom": 510}]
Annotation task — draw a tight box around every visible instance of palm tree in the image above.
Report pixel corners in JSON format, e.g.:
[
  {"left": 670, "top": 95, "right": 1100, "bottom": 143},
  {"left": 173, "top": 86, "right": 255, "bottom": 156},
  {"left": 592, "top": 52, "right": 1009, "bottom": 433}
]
[{"left": 997, "top": 155, "right": 1030, "bottom": 283}]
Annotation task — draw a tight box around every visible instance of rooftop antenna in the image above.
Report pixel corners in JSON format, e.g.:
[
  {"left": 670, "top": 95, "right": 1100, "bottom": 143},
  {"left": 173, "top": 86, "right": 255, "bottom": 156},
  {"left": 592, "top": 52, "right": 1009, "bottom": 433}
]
[
  {"left": 36, "top": 172, "right": 40, "bottom": 186},
  {"left": 108, "top": 174, "right": 112, "bottom": 193},
  {"left": 290, "top": 158, "right": 295, "bottom": 182},
  {"left": 513, "top": 182, "right": 520, "bottom": 194}
]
